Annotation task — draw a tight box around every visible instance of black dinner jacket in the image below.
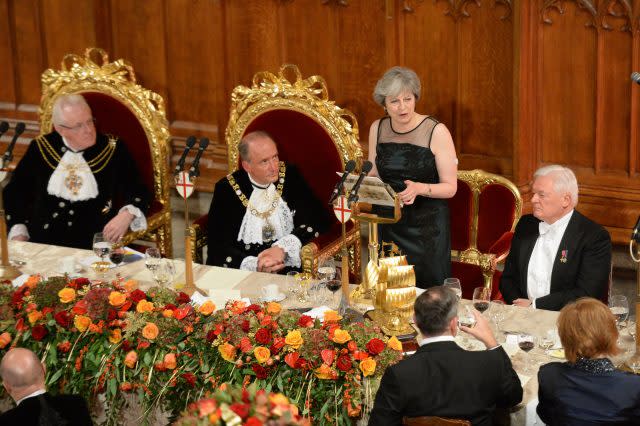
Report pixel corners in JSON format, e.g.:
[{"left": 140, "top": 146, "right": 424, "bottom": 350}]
[
  {"left": 0, "top": 392, "right": 93, "bottom": 425},
  {"left": 499, "top": 211, "right": 611, "bottom": 311},
  {"left": 368, "top": 341, "right": 523, "bottom": 426}
]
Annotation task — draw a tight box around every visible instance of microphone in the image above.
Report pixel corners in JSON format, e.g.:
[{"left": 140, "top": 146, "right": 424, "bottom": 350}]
[
  {"left": 189, "top": 137, "right": 210, "bottom": 178},
  {"left": 347, "top": 161, "right": 373, "bottom": 205},
  {"left": 631, "top": 215, "right": 640, "bottom": 243},
  {"left": 3, "top": 122, "right": 25, "bottom": 164},
  {"left": 0, "top": 122, "right": 9, "bottom": 139},
  {"left": 631, "top": 72, "right": 640, "bottom": 85},
  {"left": 329, "top": 160, "right": 357, "bottom": 203},
  {"left": 174, "top": 136, "right": 197, "bottom": 175}
]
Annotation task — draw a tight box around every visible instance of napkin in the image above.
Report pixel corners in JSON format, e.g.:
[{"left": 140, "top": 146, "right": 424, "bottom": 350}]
[
  {"left": 304, "top": 306, "right": 334, "bottom": 320},
  {"left": 196, "top": 267, "right": 252, "bottom": 290},
  {"left": 517, "top": 373, "right": 532, "bottom": 387},
  {"left": 11, "top": 274, "right": 29, "bottom": 288}
]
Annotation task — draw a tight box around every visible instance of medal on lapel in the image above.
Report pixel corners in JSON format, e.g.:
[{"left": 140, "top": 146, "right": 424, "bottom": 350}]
[{"left": 560, "top": 249, "right": 568, "bottom": 263}]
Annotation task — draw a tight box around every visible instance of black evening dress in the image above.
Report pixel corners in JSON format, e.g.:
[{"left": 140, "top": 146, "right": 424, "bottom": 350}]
[{"left": 375, "top": 116, "right": 451, "bottom": 288}]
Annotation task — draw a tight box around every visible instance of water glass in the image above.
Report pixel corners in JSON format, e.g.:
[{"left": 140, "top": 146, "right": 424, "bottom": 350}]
[
  {"left": 317, "top": 258, "right": 337, "bottom": 282},
  {"left": 152, "top": 259, "right": 175, "bottom": 288},
  {"left": 490, "top": 300, "right": 505, "bottom": 332},
  {"left": 458, "top": 305, "right": 476, "bottom": 329},
  {"left": 443, "top": 278, "right": 462, "bottom": 300},
  {"left": 538, "top": 330, "right": 555, "bottom": 353},
  {"left": 145, "top": 246, "right": 162, "bottom": 272}
]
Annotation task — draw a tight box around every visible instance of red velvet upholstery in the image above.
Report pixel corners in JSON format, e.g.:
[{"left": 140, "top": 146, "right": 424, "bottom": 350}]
[
  {"left": 477, "top": 184, "right": 518, "bottom": 253},
  {"left": 449, "top": 179, "right": 473, "bottom": 251}
]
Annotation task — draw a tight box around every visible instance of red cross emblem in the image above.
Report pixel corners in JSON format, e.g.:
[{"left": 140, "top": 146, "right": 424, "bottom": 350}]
[
  {"left": 333, "top": 195, "right": 351, "bottom": 223},
  {"left": 175, "top": 171, "right": 194, "bottom": 199}
]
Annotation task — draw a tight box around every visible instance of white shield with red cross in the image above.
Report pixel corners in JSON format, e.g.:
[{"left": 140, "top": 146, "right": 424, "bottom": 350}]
[
  {"left": 175, "top": 171, "right": 195, "bottom": 199},
  {"left": 333, "top": 195, "right": 351, "bottom": 223}
]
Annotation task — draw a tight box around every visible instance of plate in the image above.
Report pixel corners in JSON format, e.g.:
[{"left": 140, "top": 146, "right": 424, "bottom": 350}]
[
  {"left": 549, "top": 349, "right": 565, "bottom": 359},
  {"left": 260, "top": 293, "right": 286, "bottom": 303}
]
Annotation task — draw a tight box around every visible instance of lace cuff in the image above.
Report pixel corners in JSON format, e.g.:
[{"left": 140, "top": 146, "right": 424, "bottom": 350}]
[
  {"left": 8, "top": 224, "right": 29, "bottom": 241},
  {"left": 240, "top": 256, "right": 258, "bottom": 271},
  {"left": 273, "top": 234, "right": 302, "bottom": 268},
  {"left": 119, "top": 205, "right": 147, "bottom": 232}
]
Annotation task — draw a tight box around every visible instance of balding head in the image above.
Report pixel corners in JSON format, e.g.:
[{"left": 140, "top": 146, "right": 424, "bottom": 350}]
[{"left": 1, "top": 348, "right": 46, "bottom": 401}]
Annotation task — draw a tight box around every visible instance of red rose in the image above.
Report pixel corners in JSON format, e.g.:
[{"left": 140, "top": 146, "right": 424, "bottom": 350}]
[
  {"left": 347, "top": 340, "right": 357, "bottom": 352},
  {"left": 366, "top": 338, "right": 385, "bottom": 355},
  {"left": 57, "top": 341, "right": 71, "bottom": 353},
  {"left": 129, "top": 289, "right": 147, "bottom": 303},
  {"left": 163, "top": 303, "right": 176, "bottom": 311},
  {"left": 239, "top": 337, "right": 252, "bottom": 353},
  {"left": 242, "top": 388, "right": 250, "bottom": 403},
  {"left": 245, "top": 417, "right": 263, "bottom": 426},
  {"left": 285, "top": 352, "right": 300, "bottom": 369},
  {"left": 31, "top": 325, "right": 48, "bottom": 341},
  {"left": 70, "top": 278, "right": 90, "bottom": 289},
  {"left": 121, "top": 340, "right": 132, "bottom": 352},
  {"left": 137, "top": 341, "right": 150, "bottom": 349},
  {"left": 271, "top": 336, "right": 285, "bottom": 352},
  {"left": 177, "top": 292, "right": 191, "bottom": 305},
  {"left": 181, "top": 372, "right": 196, "bottom": 387},
  {"left": 42, "top": 307, "right": 54, "bottom": 316},
  {"left": 241, "top": 320, "right": 250, "bottom": 332},
  {"left": 119, "top": 300, "right": 132, "bottom": 312},
  {"left": 107, "top": 309, "right": 117, "bottom": 321},
  {"left": 174, "top": 305, "right": 192, "bottom": 320},
  {"left": 54, "top": 311, "right": 71, "bottom": 328},
  {"left": 206, "top": 330, "right": 217, "bottom": 342},
  {"left": 298, "top": 315, "right": 313, "bottom": 327},
  {"left": 71, "top": 300, "right": 88, "bottom": 315},
  {"left": 11, "top": 289, "right": 26, "bottom": 308},
  {"left": 15, "top": 318, "right": 29, "bottom": 332},
  {"left": 254, "top": 328, "right": 272, "bottom": 345},
  {"left": 251, "top": 364, "right": 267, "bottom": 380},
  {"left": 295, "top": 358, "right": 308, "bottom": 370},
  {"left": 336, "top": 354, "right": 352, "bottom": 372}
]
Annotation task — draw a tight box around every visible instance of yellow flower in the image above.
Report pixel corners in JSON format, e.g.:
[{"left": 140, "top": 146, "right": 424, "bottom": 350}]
[
  {"left": 198, "top": 300, "right": 216, "bottom": 316},
  {"left": 285, "top": 330, "right": 304, "bottom": 349},
  {"left": 387, "top": 335, "right": 403, "bottom": 351},
  {"left": 109, "top": 328, "right": 122, "bottom": 344},
  {"left": 314, "top": 363, "right": 336, "bottom": 380},
  {"left": 136, "top": 299, "right": 154, "bottom": 313},
  {"left": 331, "top": 329, "right": 351, "bottom": 344},
  {"left": 58, "top": 287, "right": 76, "bottom": 304},
  {"left": 266, "top": 302, "right": 281, "bottom": 315},
  {"left": 142, "top": 322, "right": 159, "bottom": 340},
  {"left": 108, "top": 291, "right": 126, "bottom": 307},
  {"left": 124, "top": 350, "right": 137, "bottom": 368},
  {"left": 123, "top": 279, "right": 138, "bottom": 292},
  {"left": 323, "top": 310, "right": 342, "bottom": 322},
  {"left": 74, "top": 315, "right": 92, "bottom": 332},
  {"left": 162, "top": 309, "right": 174, "bottom": 318},
  {"left": 254, "top": 346, "right": 271, "bottom": 364},
  {"left": 218, "top": 342, "right": 236, "bottom": 362},
  {"left": 269, "top": 393, "right": 290, "bottom": 406},
  {"left": 27, "top": 310, "right": 43, "bottom": 325},
  {"left": 359, "top": 357, "right": 376, "bottom": 377}
]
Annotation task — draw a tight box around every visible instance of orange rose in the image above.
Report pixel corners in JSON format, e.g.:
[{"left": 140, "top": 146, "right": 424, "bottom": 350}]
[
  {"left": 198, "top": 300, "right": 216, "bottom": 316},
  {"left": 359, "top": 357, "right": 376, "bottom": 377},
  {"left": 323, "top": 310, "right": 342, "bottom": 322},
  {"left": 108, "top": 291, "right": 126, "bottom": 307},
  {"left": 331, "top": 329, "right": 351, "bottom": 344},
  {"left": 123, "top": 279, "right": 138, "bottom": 292},
  {"left": 162, "top": 309, "right": 174, "bottom": 318},
  {"left": 254, "top": 346, "right": 271, "bottom": 364},
  {"left": 266, "top": 302, "right": 281, "bottom": 315},
  {"left": 27, "top": 310, "right": 43, "bottom": 325},
  {"left": 164, "top": 353, "right": 177, "bottom": 370},
  {"left": 109, "top": 328, "right": 122, "bottom": 344},
  {"left": 136, "top": 300, "right": 154, "bottom": 313},
  {"left": 58, "top": 287, "right": 76, "bottom": 304},
  {"left": 218, "top": 342, "right": 236, "bottom": 362},
  {"left": 285, "top": 330, "right": 304, "bottom": 349},
  {"left": 124, "top": 350, "right": 138, "bottom": 368},
  {"left": 387, "top": 335, "right": 403, "bottom": 351},
  {"left": 315, "top": 363, "right": 337, "bottom": 380},
  {"left": 142, "top": 322, "right": 159, "bottom": 340},
  {"left": 25, "top": 274, "right": 41, "bottom": 288},
  {"left": 0, "top": 332, "right": 11, "bottom": 349},
  {"left": 74, "top": 315, "right": 92, "bottom": 332},
  {"left": 269, "top": 393, "right": 290, "bottom": 406}
]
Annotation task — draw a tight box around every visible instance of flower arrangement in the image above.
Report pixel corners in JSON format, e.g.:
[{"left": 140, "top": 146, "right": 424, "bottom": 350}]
[{"left": 0, "top": 275, "right": 402, "bottom": 425}]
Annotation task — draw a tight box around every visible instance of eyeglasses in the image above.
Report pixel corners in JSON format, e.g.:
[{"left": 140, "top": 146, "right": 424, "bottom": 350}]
[{"left": 57, "top": 117, "right": 96, "bottom": 132}]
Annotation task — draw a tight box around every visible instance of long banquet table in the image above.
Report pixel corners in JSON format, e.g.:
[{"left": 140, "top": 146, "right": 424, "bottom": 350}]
[{"left": 6, "top": 240, "right": 638, "bottom": 425}]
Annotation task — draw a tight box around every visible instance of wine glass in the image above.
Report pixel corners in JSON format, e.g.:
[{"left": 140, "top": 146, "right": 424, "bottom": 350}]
[
  {"left": 518, "top": 333, "right": 535, "bottom": 374},
  {"left": 286, "top": 271, "right": 299, "bottom": 299},
  {"left": 457, "top": 305, "right": 477, "bottom": 329},
  {"left": 472, "top": 287, "right": 490, "bottom": 314},
  {"left": 490, "top": 300, "right": 505, "bottom": 333},
  {"left": 325, "top": 279, "right": 342, "bottom": 309},
  {"left": 92, "top": 233, "right": 112, "bottom": 276},
  {"left": 537, "top": 330, "right": 555, "bottom": 354},
  {"left": 152, "top": 259, "right": 175, "bottom": 288},
  {"left": 443, "top": 278, "right": 462, "bottom": 300},
  {"left": 317, "top": 258, "right": 337, "bottom": 282},
  {"left": 109, "top": 244, "right": 125, "bottom": 267},
  {"left": 145, "top": 246, "right": 162, "bottom": 272},
  {"left": 609, "top": 295, "right": 629, "bottom": 331}
]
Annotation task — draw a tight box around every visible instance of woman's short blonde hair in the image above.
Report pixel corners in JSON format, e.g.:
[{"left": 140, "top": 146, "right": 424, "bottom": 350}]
[
  {"left": 558, "top": 297, "right": 620, "bottom": 363},
  {"left": 373, "top": 66, "right": 421, "bottom": 107}
]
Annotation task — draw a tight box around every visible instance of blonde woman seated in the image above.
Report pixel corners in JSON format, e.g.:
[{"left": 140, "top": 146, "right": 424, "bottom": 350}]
[{"left": 537, "top": 298, "right": 640, "bottom": 425}]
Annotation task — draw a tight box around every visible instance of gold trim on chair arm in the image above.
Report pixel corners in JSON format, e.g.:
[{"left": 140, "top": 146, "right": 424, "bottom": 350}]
[{"left": 301, "top": 225, "right": 361, "bottom": 281}]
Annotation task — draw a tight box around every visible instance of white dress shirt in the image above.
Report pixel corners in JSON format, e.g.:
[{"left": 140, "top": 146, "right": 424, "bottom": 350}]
[{"left": 527, "top": 210, "right": 574, "bottom": 308}]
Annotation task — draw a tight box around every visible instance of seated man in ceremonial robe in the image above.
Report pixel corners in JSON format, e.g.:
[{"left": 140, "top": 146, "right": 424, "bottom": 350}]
[
  {"left": 3, "top": 94, "right": 150, "bottom": 249},
  {"left": 500, "top": 165, "right": 612, "bottom": 311},
  {"left": 206, "top": 131, "right": 330, "bottom": 273},
  {"left": 369, "top": 286, "right": 522, "bottom": 426}
]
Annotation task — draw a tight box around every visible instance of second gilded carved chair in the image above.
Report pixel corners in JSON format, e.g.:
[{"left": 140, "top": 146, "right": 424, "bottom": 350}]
[
  {"left": 449, "top": 170, "right": 522, "bottom": 299},
  {"left": 39, "top": 48, "right": 173, "bottom": 255},
  {"left": 191, "top": 65, "right": 363, "bottom": 279}
]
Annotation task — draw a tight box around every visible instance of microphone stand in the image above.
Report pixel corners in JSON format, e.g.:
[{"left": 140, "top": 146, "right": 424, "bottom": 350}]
[{"left": 0, "top": 126, "right": 23, "bottom": 280}]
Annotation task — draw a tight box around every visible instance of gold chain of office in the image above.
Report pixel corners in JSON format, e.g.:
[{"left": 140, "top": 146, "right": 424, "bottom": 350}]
[
  {"left": 227, "top": 162, "right": 286, "bottom": 219},
  {"left": 36, "top": 134, "right": 117, "bottom": 173}
]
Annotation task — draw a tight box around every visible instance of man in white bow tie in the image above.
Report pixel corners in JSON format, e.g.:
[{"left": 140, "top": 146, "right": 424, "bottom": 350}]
[
  {"left": 3, "top": 94, "right": 150, "bottom": 249},
  {"left": 499, "top": 165, "right": 611, "bottom": 311},
  {"left": 206, "top": 131, "right": 330, "bottom": 273}
]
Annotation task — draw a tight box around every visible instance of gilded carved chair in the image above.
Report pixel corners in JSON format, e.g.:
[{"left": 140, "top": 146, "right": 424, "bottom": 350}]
[
  {"left": 39, "top": 48, "right": 172, "bottom": 255},
  {"left": 449, "top": 170, "right": 522, "bottom": 299},
  {"left": 190, "top": 64, "right": 363, "bottom": 279}
]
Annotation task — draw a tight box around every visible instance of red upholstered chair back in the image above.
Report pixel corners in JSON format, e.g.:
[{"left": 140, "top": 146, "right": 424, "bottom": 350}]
[
  {"left": 449, "top": 179, "right": 473, "bottom": 252},
  {"left": 477, "top": 183, "right": 519, "bottom": 252},
  {"left": 244, "top": 110, "right": 343, "bottom": 214}
]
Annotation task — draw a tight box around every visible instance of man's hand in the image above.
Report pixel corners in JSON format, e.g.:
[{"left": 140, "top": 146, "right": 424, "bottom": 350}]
[
  {"left": 513, "top": 298, "right": 533, "bottom": 307},
  {"left": 10, "top": 235, "right": 28, "bottom": 241},
  {"left": 103, "top": 210, "right": 134, "bottom": 243},
  {"left": 257, "top": 246, "right": 285, "bottom": 273},
  {"left": 459, "top": 308, "right": 498, "bottom": 349}
]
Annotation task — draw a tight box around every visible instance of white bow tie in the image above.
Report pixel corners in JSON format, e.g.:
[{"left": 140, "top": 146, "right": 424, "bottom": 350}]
[{"left": 539, "top": 221, "right": 552, "bottom": 236}]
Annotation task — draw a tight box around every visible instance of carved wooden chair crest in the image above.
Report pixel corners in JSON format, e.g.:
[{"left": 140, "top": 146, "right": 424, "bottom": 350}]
[
  {"left": 191, "top": 64, "right": 363, "bottom": 278},
  {"left": 39, "top": 47, "right": 172, "bottom": 255},
  {"left": 449, "top": 169, "right": 522, "bottom": 299}
]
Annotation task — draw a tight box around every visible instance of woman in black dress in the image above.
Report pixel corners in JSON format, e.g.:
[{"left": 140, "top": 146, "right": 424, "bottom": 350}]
[{"left": 368, "top": 66, "right": 457, "bottom": 288}]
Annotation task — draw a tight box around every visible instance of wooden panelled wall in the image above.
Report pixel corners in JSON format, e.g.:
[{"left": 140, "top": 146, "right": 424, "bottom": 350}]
[{"left": 0, "top": 0, "right": 639, "bottom": 244}]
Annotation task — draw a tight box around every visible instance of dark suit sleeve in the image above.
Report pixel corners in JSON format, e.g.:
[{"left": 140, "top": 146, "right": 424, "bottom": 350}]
[
  {"left": 3, "top": 139, "right": 41, "bottom": 230},
  {"left": 368, "top": 367, "right": 405, "bottom": 426},
  {"left": 535, "top": 223, "right": 611, "bottom": 311},
  {"left": 499, "top": 219, "right": 528, "bottom": 304},
  {"left": 495, "top": 346, "right": 523, "bottom": 408},
  {"left": 112, "top": 140, "right": 151, "bottom": 214},
  {"left": 536, "top": 365, "right": 553, "bottom": 423}
]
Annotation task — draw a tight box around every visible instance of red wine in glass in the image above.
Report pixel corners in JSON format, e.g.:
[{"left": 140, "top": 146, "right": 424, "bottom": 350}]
[
  {"left": 473, "top": 301, "right": 489, "bottom": 313},
  {"left": 326, "top": 279, "right": 341, "bottom": 293},
  {"left": 518, "top": 341, "right": 534, "bottom": 352}
]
